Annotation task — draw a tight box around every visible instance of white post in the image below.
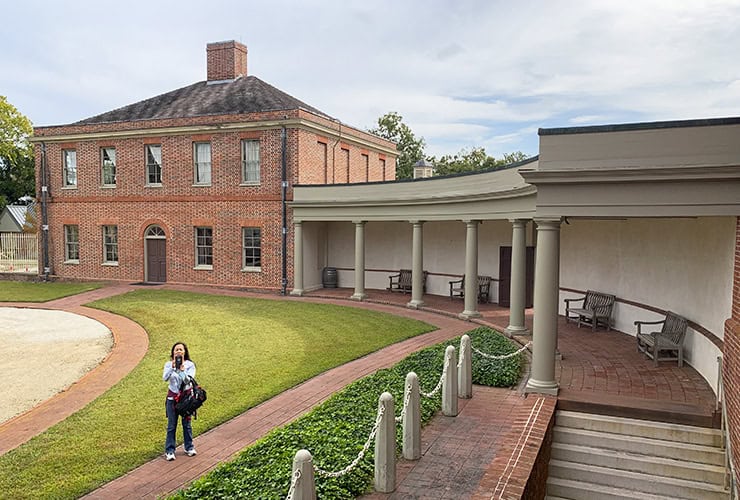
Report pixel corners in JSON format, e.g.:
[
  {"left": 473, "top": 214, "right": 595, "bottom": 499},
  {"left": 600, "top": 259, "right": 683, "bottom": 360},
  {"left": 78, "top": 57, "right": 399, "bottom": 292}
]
[
  {"left": 403, "top": 372, "right": 421, "bottom": 460},
  {"left": 290, "top": 221, "right": 304, "bottom": 296},
  {"left": 458, "top": 335, "right": 472, "bottom": 399},
  {"left": 292, "top": 449, "right": 316, "bottom": 500},
  {"left": 460, "top": 221, "right": 481, "bottom": 319},
  {"left": 442, "top": 345, "right": 458, "bottom": 416},
  {"left": 375, "top": 392, "right": 396, "bottom": 492},
  {"left": 351, "top": 221, "right": 367, "bottom": 301}
]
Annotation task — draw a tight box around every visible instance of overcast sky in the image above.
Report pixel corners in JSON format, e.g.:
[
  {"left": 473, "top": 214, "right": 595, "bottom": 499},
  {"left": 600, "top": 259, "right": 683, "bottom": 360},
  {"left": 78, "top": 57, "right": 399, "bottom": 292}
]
[{"left": 2, "top": 0, "right": 739, "bottom": 158}]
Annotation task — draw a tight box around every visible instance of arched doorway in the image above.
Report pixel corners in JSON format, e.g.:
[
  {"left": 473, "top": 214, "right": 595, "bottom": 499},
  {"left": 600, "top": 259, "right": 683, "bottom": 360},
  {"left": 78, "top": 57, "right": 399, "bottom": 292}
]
[{"left": 145, "top": 225, "right": 167, "bottom": 283}]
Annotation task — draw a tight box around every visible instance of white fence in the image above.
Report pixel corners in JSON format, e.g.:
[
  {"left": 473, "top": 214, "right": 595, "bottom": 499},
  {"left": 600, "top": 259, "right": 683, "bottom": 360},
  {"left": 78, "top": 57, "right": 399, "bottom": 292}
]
[{"left": 0, "top": 232, "right": 38, "bottom": 273}]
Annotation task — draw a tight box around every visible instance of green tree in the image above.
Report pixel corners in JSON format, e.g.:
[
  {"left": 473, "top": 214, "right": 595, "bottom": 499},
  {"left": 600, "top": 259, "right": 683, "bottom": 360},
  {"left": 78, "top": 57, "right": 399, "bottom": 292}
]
[
  {"left": 430, "top": 147, "right": 527, "bottom": 176},
  {"left": 369, "top": 112, "right": 425, "bottom": 179},
  {"left": 0, "top": 96, "right": 35, "bottom": 212}
]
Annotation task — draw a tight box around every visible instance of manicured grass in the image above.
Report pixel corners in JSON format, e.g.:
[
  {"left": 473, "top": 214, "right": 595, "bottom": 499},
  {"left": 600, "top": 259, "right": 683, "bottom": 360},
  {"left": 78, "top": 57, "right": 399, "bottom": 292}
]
[
  {"left": 172, "top": 327, "right": 521, "bottom": 498},
  {"left": 0, "top": 289, "right": 434, "bottom": 499},
  {"left": 0, "top": 280, "right": 104, "bottom": 302}
]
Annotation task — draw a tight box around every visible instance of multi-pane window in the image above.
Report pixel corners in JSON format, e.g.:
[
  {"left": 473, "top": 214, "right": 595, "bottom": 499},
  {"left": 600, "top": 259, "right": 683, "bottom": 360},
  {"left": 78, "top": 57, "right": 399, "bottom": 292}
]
[
  {"left": 146, "top": 145, "right": 162, "bottom": 185},
  {"left": 195, "top": 227, "right": 213, "bottom": 267},
  {"left": 103, "top": 225, "right": 118, "bottom": 263},
  {"left": 101, "top": 147, "right": 116, "bottom": 186},
  {"left": 64, "top": 225, "right": 79, "bottom": 261},
  {"left": 319, "top": 141, "right": 328, "bottom": 183},
  {"left": 362, "top": 153, "right": 369, "bottom": 182},
  {"left": 63, "top": 150, "right": 77, "bottom": 187},
  {"left": 193, "top": 142, "right": 211, "bottom": 185},
  {"left": 241, "top": 140, "right": 260, "bottom": 184},
  {"left": 380, "top": 158, "right": 386, "bottom": 180},
  {"left": 242, "top": 227, "right": 261, "bottom": 269}
]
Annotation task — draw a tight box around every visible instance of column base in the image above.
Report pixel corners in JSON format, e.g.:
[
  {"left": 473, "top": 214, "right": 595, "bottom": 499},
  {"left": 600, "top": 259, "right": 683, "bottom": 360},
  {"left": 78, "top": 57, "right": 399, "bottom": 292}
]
[
  {"left": 406, "top": 299, "right": 425, "bottom": 309},
  {"left": 524, "top": 378, "right": 559, "bottom": 396},
  {"left": 289, "top": 289, "right": 304, "bottom": 297},
  {"left": 458, "top": 310, "right": 481, "bottom": 320},
  {"left": 504, "top": 325, "right": 530, "bottom": 336},
  {"left": 350, "top": 293, "right": 367, "bottom": 301}
]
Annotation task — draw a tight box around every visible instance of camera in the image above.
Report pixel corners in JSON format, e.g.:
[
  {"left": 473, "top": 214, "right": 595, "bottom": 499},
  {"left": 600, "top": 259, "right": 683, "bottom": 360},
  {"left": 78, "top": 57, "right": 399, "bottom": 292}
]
[{"left": 175, "top": 355, "right": 183, "bottom": 369}]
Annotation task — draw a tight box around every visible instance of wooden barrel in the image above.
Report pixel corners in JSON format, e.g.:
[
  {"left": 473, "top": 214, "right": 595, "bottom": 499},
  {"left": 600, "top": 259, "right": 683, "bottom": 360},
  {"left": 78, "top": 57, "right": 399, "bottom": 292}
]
[{"left": 322, "top": 267, "right": 338, "bottom": 288}]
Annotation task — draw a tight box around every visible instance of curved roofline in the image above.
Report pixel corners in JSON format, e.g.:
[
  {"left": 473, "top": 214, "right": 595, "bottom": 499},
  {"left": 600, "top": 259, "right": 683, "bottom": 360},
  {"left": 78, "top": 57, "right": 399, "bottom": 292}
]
[
  {"left": 294, "top": 154, "right": 539, "bottom": 188},
  {"left": 539, "top": 116, "right": 740, "bottom": 136}
]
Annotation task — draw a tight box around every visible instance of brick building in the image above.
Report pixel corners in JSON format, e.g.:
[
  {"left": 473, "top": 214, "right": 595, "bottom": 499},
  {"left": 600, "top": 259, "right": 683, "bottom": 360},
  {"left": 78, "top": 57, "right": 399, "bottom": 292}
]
[{"left": 32, "top": 41, "right": 396, "bottom": 291}]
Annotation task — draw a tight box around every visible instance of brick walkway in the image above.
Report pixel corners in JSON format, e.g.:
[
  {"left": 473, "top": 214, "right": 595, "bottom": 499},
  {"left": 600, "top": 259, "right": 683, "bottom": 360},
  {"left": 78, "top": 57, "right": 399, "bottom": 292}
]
[{"left": 2, "top": 284, "right": 718, "bottom": 498}]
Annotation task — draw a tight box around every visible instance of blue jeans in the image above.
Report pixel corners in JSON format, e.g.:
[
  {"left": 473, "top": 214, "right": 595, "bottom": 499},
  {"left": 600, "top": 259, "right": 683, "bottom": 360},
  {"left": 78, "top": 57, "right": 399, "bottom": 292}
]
[{"left": 165, "top": 398, "right": 193, "bottom": 454}]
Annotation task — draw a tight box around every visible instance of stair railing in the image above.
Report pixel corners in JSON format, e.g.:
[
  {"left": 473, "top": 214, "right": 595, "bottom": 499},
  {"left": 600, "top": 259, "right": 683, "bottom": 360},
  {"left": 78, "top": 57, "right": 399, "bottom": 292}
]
[{"left": 718, "top": 355, "right": 738, "bottom": 499}]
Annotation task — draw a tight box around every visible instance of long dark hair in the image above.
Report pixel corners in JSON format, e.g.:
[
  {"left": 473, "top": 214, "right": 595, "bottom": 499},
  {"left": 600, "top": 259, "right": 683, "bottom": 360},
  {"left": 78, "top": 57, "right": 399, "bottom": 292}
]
[{"left": 170, "top": 342, "right": 191, "bottom": 361}]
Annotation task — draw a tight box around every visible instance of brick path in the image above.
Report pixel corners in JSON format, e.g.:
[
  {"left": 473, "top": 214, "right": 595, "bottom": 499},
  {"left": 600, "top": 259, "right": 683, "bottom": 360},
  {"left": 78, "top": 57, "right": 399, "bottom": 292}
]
[{"left": 1, "top": 283, "right": 718, "bottom": 498}]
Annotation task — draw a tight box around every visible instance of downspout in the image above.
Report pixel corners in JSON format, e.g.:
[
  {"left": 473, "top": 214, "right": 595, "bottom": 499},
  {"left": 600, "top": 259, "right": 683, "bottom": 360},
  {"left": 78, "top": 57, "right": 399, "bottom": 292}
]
[
  {"left": 281, "top": 124, "right": 288, "bottom": 295},
  {"left": 40, "top": 142, "right": 50, "bottom": 280}
]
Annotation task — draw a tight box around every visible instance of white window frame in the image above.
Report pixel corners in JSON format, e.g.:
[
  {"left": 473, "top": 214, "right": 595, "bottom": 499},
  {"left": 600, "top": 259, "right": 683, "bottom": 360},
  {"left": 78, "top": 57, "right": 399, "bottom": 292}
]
[
  {"left": 102, "top": 225, "right": 118, "bottom": 264},
  {"left": 101, "top": 147, "right": 116, "bottom": 186},
  {"left": 63, "top": 149, "right": 77, "bottom": 188},
  {"left": 64, "top": 224, "right": 80, "bottom": 262},
  {"left": 242, "top": 227, "right": 261, "bottom": 271},
  {"left": 241, "top": 140, "right": 260, "bottom": 185},
  {"left": 193, "top": 142, "right": 212, "bottom": 185},
  {"left": 195, "top": 226, "right": 213, "bottom": 268},
  {"left": 146, "top": 145, "right": 162, "bottom": 185}
]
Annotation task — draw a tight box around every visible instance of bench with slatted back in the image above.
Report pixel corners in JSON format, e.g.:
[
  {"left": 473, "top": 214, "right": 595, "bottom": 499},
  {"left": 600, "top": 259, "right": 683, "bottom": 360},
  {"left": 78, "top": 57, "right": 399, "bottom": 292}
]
[
  {"left": 388, "top": 269, "right": 427, "bottom": 294},
  {"left": 564, "top": 290, "right": 616, "bottom": 331},
  {"left": 635, "top": 311, "right": 688, "bottom": 366},
  {"left": 449, "top": 275, "right": 492, "bottom": 303}
]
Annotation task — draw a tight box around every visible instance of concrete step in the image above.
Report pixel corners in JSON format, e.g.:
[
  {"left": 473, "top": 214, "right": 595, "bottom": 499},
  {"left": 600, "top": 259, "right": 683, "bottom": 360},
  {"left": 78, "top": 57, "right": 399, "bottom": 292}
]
[
  {"left": 549, "top": 459, "right": 728, "bottom": 499},
  {"left": 556, "top": 410, "right": 722, "bottom": 446},
  {"left": 551, "top": 442, "right": 726, "bottom": 485},
  {"left": 546, "top": 477, "right": 683, "bottom": 500},
  {"left": 553, "top": 427, "right": 725, "bottom": 466}
]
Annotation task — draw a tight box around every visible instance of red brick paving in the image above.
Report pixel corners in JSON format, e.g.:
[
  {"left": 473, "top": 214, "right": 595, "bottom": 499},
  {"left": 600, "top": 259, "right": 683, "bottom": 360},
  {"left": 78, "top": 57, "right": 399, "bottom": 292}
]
[{"left": 2, "top": 284, "right": 719, "bottom": 498}]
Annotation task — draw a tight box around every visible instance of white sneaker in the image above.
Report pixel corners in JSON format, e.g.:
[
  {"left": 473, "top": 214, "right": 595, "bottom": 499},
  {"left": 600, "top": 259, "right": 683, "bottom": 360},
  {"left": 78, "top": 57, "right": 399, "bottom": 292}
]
[
  {"left": 186, "top": 448, "right": 197, "bottom": 457},
  {"left": 165, "top": 452, "right": 176, "bottom": 461}
]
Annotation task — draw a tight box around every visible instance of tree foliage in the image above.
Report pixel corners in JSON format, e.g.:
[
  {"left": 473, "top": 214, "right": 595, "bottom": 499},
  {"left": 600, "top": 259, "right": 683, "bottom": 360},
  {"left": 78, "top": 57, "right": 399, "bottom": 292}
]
[
  {"left": 369, "top": 111, "right": 425, "bottom": 179},
  {"left": 0, "top": 96, "right": 35, "bottom": 212},
  {"left": 430, "top": 147, "right": 528, "bottom": 176}
]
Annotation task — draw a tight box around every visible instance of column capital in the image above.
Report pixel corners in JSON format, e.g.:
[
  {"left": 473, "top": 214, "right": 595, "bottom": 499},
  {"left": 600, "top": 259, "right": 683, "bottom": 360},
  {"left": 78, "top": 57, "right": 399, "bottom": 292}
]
[
  {"left": 462, "top": 219, "right": 481, "bottom": 226},
  {"left": 408, "top": 220, "right": 426, "bottom": 225},
  {"left": 534, "top": 217, "right": 562, "bottom": 230},
  {"left": 293, "top": 220, "right": 303, "bottom": 226},
  {"left": 508, "top": 218, "right": 530, "bottom": 228},
  {"left": 352, "top": 220, "right": 366, "bottom": 226}
]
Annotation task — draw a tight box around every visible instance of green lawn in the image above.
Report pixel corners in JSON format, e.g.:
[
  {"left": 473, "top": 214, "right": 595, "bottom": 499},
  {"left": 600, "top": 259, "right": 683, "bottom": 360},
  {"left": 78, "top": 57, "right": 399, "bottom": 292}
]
[
  {"left": 0, "top": 281, "right": 104, "bottom": 302},
  {"left": 0, "top": 289, "right": 434, "bottom": 499}
]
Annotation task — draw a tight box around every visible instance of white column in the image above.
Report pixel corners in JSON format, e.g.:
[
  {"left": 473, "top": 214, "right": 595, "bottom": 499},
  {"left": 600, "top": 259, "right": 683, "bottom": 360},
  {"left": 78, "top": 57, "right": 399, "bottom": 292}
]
[
  {"left": 525, "top": 218, "right": 561, "bottom": 396},
  {"left": 460, "top": 220, "right": 481, "bottom": 319},
  {"left": 351, "top": 221, "right": 367, "bottom": 301},
  {"left": 407, "top": 221, "right": 425, "bottom": 309},
  {"left": 505, "top": 219, "right": 529, "bottom": 335},
  {"left": 290, "top": 221, "right": 304, "bottom": 296}
]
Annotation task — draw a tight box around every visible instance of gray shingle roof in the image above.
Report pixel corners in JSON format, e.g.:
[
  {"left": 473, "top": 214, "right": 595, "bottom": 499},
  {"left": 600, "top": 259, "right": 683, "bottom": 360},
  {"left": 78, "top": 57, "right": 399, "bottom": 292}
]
[
  {"left": 6, "top": 204, "right": 33, "bottom": 229},
  {"left": 75, "top": 76, "right": 332, "bottom": 125}
]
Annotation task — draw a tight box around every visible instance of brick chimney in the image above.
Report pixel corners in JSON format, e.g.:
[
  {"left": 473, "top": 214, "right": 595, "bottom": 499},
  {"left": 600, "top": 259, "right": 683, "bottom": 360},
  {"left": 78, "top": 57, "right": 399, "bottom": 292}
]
[{"left": 206, "top": 40, "right": 247, "bottom": 81}]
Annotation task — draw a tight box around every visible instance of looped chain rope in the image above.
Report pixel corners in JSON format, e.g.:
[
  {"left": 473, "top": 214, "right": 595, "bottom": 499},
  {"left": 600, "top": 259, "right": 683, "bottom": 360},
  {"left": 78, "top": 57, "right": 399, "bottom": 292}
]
[
  {"left": 285, "top": 468, "right": 301, "bottom": 500},
  {"left": 395, "top": 383, "right": 413, "bottom": 423},
  {"left": 472, "top": 341, "right": 531, "bottom": 360},
  {"left": 457, "top": 344, "right": 465, "bottom": 369},
  {"left": 313, "top": 404, "right": 386, "bottom": 478},
  {"left": 420, "top": 354, "right": 449, "bottom": 398}
]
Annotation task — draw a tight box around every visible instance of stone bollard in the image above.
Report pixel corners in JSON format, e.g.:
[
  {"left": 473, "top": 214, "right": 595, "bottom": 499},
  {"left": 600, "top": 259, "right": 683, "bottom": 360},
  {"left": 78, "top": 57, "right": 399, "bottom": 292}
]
[
  {"left": 442, "top": 345, "right": 458, "bottom": 416},
  {"left": 458, "top": 334, "right": 472, "bottom": 399},
  {"left": 403, "top": 372, "right": 421, "bottom": 460},
  {"left": 291, "top": 449, "right": 316, "bottom": 500},
  {"left": 375, "top": 392, "right": 396, "bottom": 493}
]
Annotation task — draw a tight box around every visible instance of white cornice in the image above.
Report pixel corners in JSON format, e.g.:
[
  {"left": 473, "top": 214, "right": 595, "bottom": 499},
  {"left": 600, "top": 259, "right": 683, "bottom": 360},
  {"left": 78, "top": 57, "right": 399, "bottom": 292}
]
[
  {"left": 519, "top": 164, "right": 740, "bottom": 184},
  {"left": 31, "top": 118, "right": 398, "bottom": 156}
]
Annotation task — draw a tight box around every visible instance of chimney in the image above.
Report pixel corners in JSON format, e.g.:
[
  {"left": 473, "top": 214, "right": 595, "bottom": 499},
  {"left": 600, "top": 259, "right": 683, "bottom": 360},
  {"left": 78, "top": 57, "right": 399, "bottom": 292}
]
[{"left": 206, "top": 40, "right": 247, "bottom": 82}]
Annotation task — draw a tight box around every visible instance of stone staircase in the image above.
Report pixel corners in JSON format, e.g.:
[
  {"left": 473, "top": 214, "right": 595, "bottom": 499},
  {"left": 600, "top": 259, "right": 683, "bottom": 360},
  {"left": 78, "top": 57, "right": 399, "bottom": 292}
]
[{"left": 546, "top": 410, "right": 729, "bottom": 499}]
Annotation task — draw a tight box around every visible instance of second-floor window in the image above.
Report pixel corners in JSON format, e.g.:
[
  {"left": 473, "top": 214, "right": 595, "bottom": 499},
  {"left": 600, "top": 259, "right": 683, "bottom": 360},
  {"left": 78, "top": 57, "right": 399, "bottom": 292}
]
[
  {"left": 101, "top": 147, "right": 116, "bottom": 186},
  {"left": 194, "top": 142, "right": 211, "bottom": 185},
  {"left": 195, "top": 227, "right": 213, "bottom": 267},
  {"left": 103, "top": 225, "right": 118, "bottom": 264},
  {"left": 241, "top": 140, "right": 260, "bottom": 184},
  {"left": 146, "top": 145, "right": 162, "bottom": 185},
  {"left": 63, "top": 150, "right": 77, "bottom": 187},
  {"left": 64, "top": 224, "right": 79, "bottom": 262}
]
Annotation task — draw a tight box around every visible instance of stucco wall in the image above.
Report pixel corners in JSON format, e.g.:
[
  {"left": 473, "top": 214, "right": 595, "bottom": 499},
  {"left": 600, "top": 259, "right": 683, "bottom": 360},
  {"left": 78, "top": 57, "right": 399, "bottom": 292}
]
[
  {"left": 301, "top": 221, "right": 326, "bottom": 291},
  {"left": 559, "top": 216, "right": 735, "bottom": 391}
]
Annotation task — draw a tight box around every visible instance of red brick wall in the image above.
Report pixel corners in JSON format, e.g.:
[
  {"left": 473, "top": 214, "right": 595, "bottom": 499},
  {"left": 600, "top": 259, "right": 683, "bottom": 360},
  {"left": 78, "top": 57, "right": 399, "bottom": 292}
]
[{"left": 724, "top": 216, "right": 740, "bottom": 480}]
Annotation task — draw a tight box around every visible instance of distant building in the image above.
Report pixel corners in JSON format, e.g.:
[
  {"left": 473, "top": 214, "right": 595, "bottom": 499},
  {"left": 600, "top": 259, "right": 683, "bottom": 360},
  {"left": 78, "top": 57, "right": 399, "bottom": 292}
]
[
  {"left": 0, "top": 201, "right": 36, "bottom": 233},
  {"left": 412, "top": 159, "right": 435, "bottom": 179}
]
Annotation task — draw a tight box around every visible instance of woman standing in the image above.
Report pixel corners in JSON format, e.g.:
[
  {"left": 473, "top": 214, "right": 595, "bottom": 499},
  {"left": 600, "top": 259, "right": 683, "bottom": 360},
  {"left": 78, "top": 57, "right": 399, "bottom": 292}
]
[{"left": 162, "top": 342, "right": 197, "bottom": 461}]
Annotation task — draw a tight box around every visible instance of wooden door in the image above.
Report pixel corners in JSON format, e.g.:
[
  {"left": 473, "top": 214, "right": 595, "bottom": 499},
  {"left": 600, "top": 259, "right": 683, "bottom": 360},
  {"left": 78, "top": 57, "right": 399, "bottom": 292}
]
[
  {"left": 498, "top": 246, "right": 534, "bottom": 308},
  {"left": 147, "top": 239, "right": 166, "bottom": 283}
]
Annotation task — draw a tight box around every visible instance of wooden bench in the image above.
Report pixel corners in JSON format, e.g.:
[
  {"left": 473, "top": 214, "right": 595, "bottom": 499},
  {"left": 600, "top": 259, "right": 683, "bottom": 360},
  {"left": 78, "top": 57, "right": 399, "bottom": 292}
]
[
  {"left": 636, "top": 311, "right": 688, "bottom": 367},
  {"left": 564, "top": 290, "right": 615, "bottom": 331},
  {"left": 449, "top": 275, "right": 492, "bottom": 303},
  {"left": 388, "top": 269, "right": 427, "bottom": 294}
]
